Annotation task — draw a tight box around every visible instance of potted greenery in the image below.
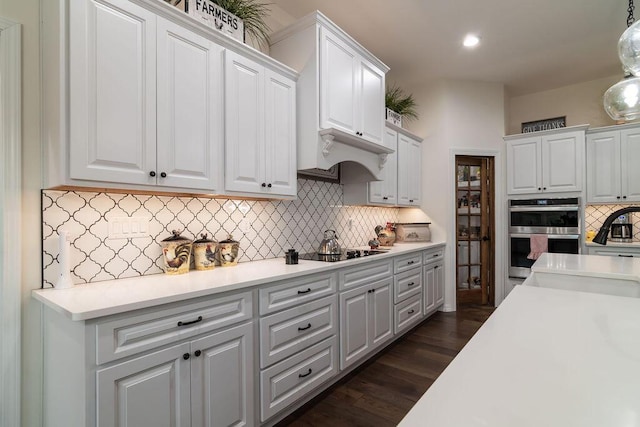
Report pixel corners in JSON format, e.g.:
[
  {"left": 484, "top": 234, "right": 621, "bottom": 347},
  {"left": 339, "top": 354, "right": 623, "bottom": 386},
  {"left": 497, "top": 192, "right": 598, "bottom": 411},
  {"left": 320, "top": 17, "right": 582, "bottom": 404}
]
[
  {"left": 164, "top": 0, "right": 271, "bottom": 50},
  {"left": 385, "top": 84, "right": 418, "bottom": 127}
]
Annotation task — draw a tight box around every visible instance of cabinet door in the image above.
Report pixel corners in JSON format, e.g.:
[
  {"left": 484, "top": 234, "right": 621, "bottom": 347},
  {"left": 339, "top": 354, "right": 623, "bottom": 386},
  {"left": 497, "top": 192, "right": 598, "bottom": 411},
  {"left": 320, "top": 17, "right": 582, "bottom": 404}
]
[
  {"left": 96, "top": 343, "right": 191, "bottom": 427},
  {"left": 398, "top": 133, "right": 421, "bottom": 205},
  {"left": 69, "top": 0, "right": 157, "bottom": 185},
  {"left": 621, "top": 128, "right": 640, "bottom": 202},
  {"left": 370, "top": 278, "right": 393, "bottom": 348},
  {"left": 264, "top": 69, "right": 297, "bottom": 196},
  {"left": 506, "top": 136, "right": 541, "bottom": 194},
  {"left": 407, "top": 137, "right": 422, "bottom": 205},
  {"left": 339, "top": 286, "right": 369, "bottom": 369},
  {"left": 424, "top": 264, "right": 436, "bottom": 315},
  {"left": 369, "top": 127, "right": 397, "bottom": 204},
  {"left": 190, "top": 322, "right": 254, "bottom": 427},
  {"left": 541, "top": 131, "right": 583, "bottom": 193},
  {"left": 586, "top": 131, "right": 621, "bottom": 203},
  {"left": 156, "top": 19, "right": 223, "bottom": 191},
  {"left": 319, "top": 27, "right": 358, "bottom": 135},
  {"left": 434, "top": 262, "right": 445, "bottom": 307},
  {"left": 358, "top": 57, "right": 385, "bottom": 145},
  {"left": 225, "top": 50, "right": 265, "bottom": 193}
]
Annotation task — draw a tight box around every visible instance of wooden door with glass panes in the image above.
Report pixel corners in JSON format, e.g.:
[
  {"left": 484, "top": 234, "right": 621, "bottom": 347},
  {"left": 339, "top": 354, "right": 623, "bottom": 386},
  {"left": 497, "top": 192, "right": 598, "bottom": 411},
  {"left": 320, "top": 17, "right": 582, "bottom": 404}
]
[{"left": 456, "top": 156, "right": 495, "bottom": 306}]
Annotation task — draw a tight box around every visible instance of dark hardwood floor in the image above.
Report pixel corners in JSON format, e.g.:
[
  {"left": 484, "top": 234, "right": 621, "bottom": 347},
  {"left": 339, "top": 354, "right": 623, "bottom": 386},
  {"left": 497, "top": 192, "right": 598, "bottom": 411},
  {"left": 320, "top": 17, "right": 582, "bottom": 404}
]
[{"left": 276, "top": 305, "right": 495, "bottom": 427}]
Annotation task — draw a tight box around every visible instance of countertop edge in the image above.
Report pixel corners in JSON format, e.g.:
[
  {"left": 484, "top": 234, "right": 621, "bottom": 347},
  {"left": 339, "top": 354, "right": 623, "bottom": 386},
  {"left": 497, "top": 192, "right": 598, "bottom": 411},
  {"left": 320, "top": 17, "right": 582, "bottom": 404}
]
[{"left": 33, "top": 241, "right": 446, "bottom": 321}]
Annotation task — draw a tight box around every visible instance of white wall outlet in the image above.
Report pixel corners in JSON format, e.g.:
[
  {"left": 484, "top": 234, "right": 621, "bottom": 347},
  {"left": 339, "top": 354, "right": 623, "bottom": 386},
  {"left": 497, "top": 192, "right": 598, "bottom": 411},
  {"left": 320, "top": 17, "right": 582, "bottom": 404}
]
[
  {"left": 347, "top": 218, "right": 353, "bottom": 231},
  {"left": 108, "top": 216, "right": 150, "bottom": 240}
]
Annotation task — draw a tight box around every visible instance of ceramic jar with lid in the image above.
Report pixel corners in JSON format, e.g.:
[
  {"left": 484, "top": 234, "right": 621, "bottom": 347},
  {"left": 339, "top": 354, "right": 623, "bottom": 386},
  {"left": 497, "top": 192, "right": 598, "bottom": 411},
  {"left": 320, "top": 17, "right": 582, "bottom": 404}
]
[
  {"left": 160, "top": 230, "right": 193, "bottom": 275},
  {"left": 192, "top": 233, "right": 217, "bottom": 271},
  {"left": 376, "top": 223, "right": 396, "bottom": 247},
  {"left": 219, "top": 234, "right": 240, "bottom": 267}
]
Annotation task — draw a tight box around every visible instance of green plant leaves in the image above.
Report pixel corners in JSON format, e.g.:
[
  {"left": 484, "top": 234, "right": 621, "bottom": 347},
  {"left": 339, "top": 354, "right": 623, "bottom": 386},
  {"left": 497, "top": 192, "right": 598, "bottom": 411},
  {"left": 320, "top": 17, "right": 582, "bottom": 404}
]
[{"left": 385, "top": 84, "right": 418, "bottom": 121}]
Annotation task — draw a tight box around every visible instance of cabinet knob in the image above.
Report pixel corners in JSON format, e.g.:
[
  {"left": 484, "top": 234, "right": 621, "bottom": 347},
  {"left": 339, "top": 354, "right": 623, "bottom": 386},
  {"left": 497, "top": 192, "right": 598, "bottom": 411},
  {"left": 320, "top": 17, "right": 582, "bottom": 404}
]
[
  {"left": 434, "top": 265, "right": 439, "bottom": 269},
  {"left": 183, "top": 353, "right": 190, "bottom": 360},
  {"left": 543, "top": 187, "right": 547, "bottom": 190},
  {"left": 623, "top": 195, "right": 627, "bottom": 199},
  {"left": 538, "top": 187, "right": 541, "bottom": 191},
  {"left": 268, "top": 183, "right": 272, "bottom": 188},
  {"left": 617, "top": 196, "right": 621, "bottom": 199},
  {"left": 194, "top": 350, "right": 202, "bottom": 357},
  {"left": 409, "top": 199, "right": 414, "bottom": 203},
  {"left": 149, "top": 171, "right": 156, "bottom": 177},
  {"left": 160, "top": 172, "right": 167, "bottom": 178},
  {"left": 261, "top": 183, "right": 266, "bottom": 187}
]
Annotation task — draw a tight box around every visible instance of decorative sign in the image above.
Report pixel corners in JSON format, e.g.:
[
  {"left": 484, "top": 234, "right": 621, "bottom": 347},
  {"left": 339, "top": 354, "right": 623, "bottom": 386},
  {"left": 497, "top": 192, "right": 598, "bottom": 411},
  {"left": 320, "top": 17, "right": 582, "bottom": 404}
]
[
  {"left": 187, "top": 0, "right": 244, "bottom": 42},
  {"left": 386, "top": 108, "right": 402, "bottom": 127},
  {"left": 521, "top": 116, "right": 566, "bottom": 133}
]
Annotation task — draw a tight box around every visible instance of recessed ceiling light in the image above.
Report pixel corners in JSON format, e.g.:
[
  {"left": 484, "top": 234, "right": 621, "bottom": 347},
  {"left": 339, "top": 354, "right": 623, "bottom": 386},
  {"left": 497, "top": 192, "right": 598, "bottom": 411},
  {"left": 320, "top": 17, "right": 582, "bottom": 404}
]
[{"left": 463, "top": 34, "right": 480, "bottom": 48}]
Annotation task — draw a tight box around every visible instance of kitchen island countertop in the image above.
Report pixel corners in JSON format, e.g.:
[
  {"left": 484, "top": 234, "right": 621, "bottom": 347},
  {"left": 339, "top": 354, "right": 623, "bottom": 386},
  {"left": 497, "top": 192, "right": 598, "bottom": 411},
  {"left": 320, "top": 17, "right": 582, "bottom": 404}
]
[
  {"left": 33, "top": 241, "right": 444, "bottom": 321},
  {"left": 399, "top": 284, "right": 640, "bottom": 426},
  {"left": 531, "top": 252, "right": 640, "bottom": 283}
]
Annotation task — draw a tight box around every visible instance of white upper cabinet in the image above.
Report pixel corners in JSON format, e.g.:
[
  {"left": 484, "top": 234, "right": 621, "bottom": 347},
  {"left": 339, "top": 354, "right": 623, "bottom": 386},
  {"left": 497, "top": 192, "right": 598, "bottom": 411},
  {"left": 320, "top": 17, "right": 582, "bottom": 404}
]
[
  {"left": 505, "top": 126, "right": 586, "bottom": 195},
  {"left": 269, "top": 11, "right": 391, "bottom": 177},
  {"left": 587, "top": 125, "right": 640, "bottom": 203},
  {"left": 397, "top": 132, "right": 422, "bottom": 206},
  {"left": 46, "top": 0, "right": 297, "bottom": 196},
  {"left": 69, "top": 0, "right": 157, "bottom": 186},
  {"left": 224, "top": 51, "right": 297, "bottom": 197},
  {"left": 156, "top": 19, "right": 223, "bottom": 190},
  {"left": 319, "top": 27, "right": 385, "bottom": 145}
]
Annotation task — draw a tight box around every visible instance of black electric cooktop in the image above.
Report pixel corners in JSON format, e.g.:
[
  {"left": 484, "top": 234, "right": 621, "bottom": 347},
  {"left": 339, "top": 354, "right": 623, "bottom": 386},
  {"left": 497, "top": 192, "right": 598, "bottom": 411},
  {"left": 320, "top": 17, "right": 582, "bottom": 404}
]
[{"left": 299, "top": 249, "right": 388, "bottom": 262}]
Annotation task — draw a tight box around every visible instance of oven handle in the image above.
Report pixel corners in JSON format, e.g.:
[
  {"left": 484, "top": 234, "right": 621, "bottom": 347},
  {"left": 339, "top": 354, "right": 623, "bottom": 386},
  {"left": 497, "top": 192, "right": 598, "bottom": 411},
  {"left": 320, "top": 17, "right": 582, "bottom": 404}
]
[
  {"left": 510, "top": 233, "right": 580, "bottom": 240},
  {"left": 509, "top": 206, "right": 579, "bottom": 212}
]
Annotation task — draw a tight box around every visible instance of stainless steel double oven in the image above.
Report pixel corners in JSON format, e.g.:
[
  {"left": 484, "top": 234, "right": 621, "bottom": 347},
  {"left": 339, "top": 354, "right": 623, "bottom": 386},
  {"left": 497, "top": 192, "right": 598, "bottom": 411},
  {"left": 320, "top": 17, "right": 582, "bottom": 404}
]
[{"left": 509, "top": 197, "right": 580, "bottom": 279}]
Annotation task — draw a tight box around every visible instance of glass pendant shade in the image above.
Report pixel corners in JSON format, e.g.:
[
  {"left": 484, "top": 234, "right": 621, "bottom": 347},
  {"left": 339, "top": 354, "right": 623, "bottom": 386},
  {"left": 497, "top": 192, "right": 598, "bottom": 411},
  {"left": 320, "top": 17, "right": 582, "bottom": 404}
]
[
  {"left": 619, "top": 20, "right": 640, "bottom": 75},
  {"left": 603, "top": 75, "right": 640, "bottom": 120}
]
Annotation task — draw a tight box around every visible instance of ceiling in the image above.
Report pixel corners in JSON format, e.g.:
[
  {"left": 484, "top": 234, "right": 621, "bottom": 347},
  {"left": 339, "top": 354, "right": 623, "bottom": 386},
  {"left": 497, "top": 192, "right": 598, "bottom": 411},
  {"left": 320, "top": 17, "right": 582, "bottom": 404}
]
[{"left": 268, "top": 0, "right": 629, "bottom": 96}]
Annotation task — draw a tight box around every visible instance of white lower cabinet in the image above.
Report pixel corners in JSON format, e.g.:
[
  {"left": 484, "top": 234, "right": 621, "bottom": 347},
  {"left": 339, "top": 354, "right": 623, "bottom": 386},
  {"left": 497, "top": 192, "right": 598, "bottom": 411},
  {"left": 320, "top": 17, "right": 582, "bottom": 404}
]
[
  {"left": 394, "top": 294, "right": 423, "bottom": 334},
  {"left": 97, "top": 322, "right": 253, "bottom": 427},
  {"left": 423, "top": 247, "right": 445, "bottom": 316},
  {"left": 339, "top": 276, "right": 393, "bottom": 369},
  {"left": 260, "top": 336, "right": 338, "bottom": 421},
  {"left": 586, "top": 245, "right": 640, "bottom": 258}
]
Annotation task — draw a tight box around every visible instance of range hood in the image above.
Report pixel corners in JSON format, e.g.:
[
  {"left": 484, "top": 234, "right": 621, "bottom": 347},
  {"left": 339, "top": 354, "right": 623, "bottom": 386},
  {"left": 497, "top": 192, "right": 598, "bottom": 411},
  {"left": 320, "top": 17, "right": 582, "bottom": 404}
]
[{"left": 298, "top": 127, "right": 394, "bottom": 183}]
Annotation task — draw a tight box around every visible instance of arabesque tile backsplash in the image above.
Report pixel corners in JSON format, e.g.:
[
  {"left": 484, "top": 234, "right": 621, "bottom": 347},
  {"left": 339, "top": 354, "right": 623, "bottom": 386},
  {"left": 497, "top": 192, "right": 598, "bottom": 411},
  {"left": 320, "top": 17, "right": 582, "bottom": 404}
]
[{"left": 42, "top": 179, "right": 399, "bottom": 287}]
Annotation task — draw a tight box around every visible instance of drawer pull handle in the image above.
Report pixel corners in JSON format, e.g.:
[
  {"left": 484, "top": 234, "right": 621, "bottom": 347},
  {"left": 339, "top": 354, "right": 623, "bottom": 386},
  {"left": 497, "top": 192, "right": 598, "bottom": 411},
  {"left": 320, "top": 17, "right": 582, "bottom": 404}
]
[
  {"left": 298, "top": 368, "right": 313, "bottom": 378},
  {"left": 407, "top": 282, "right": 415, "bottom": 286},
  {"left": 298, "top": 323, "right": 312, "bottom": 331},
  {"left": 297, "top": 288, "right": 312, "bottom": 294},
  {"left": 407, "top": 261, "right": 415, "bottom": 265},
  {"left": 177, "top": 316, "right": 203, "bottom": 327},
  {"left": 408, "top": 309, "right": 415, "bottom": 314},
  {"left": 618, "top": 254, "right": 634, "bottom": 258},
  {"left": 433, "top": 254, "right": 439, "bottom": 257}
]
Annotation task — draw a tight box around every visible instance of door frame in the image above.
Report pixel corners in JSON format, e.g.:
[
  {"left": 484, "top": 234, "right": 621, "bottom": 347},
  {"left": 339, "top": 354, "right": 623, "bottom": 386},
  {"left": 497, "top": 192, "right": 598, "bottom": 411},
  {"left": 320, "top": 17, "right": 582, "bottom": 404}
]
[
  {"left": 448, "top": 148, "right": 505, "bottom": 310},
  {"left": 0, "top": 17, "right": 22, "bottom": 427}
]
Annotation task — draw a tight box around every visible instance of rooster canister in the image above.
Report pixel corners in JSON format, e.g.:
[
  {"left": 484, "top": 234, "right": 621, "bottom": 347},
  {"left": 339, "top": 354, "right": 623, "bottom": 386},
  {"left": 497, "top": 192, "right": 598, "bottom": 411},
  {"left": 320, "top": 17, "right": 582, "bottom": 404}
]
[
  {"left": 160, "top": 230, "right": 193, "bottom": 275},
  {"left": 375, "top": 223, "right": 396, "bottom": 247},
  {"left": 219, "top": 234, "right": 240, "bottom": 267},
  {"left": 193, "top": 233, "right": 217, "bottom": 271}
]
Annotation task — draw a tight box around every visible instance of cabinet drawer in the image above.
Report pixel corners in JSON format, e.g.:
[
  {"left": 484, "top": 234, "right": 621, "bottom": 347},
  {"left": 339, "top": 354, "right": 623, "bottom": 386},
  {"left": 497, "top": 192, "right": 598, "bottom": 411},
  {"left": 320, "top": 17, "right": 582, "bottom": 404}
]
[
  {"left": 394, "top": 269, "right": 422, "bottom": 303},
  {"left": 423, "top": 247, "right": 444, "bottom": 266},
  {"left": 339, "top": 259, "right": 393, "bottom": 290},
  {"left": 260, "top": 295, "right": 337, "bottom": 368},
  {"left": 96, "top": 291, "right": 252, "bottom": 364},
  {"left": 394, "top": 294, "right": 422, "bottom": 334},
  {"left": 394, "top": 252, "right": 422, "bottom": 274},
  {"left": 260, "top": 336, "right": 338, "bottom": 422},
  {"left": 259, "top": 272, "right": 337, "bottom": 315}
]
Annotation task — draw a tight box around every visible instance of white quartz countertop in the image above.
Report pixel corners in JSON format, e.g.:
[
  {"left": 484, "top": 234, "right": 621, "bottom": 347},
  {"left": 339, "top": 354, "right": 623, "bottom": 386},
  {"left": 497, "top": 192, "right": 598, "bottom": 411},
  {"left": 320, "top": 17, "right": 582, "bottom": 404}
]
[
  {"left": 399, "top": 284, "right": 640, "bottom": 427},
  {"left": 33, "top": 242, "right": 444, "bottom": 321},
  {"left": 531, "top": 252, "right": 640, "bottom": 283}
]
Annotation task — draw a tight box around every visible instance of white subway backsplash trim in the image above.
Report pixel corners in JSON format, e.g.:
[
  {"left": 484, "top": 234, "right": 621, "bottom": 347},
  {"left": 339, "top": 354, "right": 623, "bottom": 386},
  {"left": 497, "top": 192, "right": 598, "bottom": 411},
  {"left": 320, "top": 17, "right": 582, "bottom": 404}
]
[
  {"left": 585, "top": 204, "right": 640, "bottom": 241},
  {"left": 42, "top": 179, "right": 399, "bottom": 287}
]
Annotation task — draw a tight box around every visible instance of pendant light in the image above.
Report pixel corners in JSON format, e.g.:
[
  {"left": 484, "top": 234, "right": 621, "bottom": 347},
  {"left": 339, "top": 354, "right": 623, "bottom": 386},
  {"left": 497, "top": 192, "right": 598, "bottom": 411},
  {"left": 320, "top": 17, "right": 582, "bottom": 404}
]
[{"left": 604, "top": 0, "right": 640, "bottom": 121}]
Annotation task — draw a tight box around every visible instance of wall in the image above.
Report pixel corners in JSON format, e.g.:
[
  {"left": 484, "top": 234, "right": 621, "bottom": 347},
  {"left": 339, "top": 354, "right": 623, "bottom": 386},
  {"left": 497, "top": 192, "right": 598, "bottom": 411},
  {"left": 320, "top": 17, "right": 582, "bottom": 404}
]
[
  {"left": 507, "top": 75, "right": 621, "bottom": 135},
  {"left": 399, "top": 79, "right": 507, "bottom": 309},
  {"left": 0, "top": 1, "right": 42, "bottom": 426},
  {"left": 42, "top": 180, "right": 399, "bottom": 287}
]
